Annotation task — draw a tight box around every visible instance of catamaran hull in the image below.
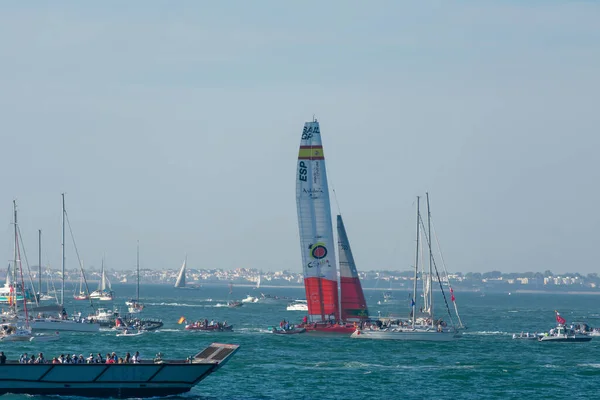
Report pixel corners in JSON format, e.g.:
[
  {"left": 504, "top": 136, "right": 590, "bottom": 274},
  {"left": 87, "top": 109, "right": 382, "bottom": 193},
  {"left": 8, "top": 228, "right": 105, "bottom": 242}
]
[
  {"left": 301, "top": 323, "right": 356, "bottom": 334},
  {"left": 351, "top": 329, "right": 460, "bottom": 341}
]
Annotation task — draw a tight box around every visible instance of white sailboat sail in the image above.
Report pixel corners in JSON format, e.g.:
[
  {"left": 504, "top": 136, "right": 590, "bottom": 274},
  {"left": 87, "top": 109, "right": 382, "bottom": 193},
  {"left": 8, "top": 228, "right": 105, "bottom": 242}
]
[
  {"left": 174, "top": 258, "right": 186, "bottom": 288},
  {"left": 296, "top": 119, "right": 339, "bottom": 322}
]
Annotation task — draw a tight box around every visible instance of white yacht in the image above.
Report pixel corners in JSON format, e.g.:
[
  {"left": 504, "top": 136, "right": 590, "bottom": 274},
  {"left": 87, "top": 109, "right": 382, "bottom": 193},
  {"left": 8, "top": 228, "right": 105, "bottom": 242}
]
[{"left": 286, "top": 299, "right": 308, "bottom": 311}]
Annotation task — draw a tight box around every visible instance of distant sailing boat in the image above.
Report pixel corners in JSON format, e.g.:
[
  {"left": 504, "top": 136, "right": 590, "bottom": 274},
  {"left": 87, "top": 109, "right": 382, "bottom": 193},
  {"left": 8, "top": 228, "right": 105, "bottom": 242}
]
[
  {"left": 1, "top": 200, "right": 33, "bottom": 341},
  {"left": 174, "top": 257, "right": 187, "bottom": 288},
  {"left": 295, "top": 118, "right": 368, "bottom": 334},
  {"left": 174, "top": 256, "right": 200, "bottom": 289},
  {"left": 90, "top": 258, "right": 113, "bottom": 301},
  {"left": 126, "top": 242, "right": 144, "bottom": 313},
  {"left": 73, "top": 262, "right": 89, "bottom": 300}
]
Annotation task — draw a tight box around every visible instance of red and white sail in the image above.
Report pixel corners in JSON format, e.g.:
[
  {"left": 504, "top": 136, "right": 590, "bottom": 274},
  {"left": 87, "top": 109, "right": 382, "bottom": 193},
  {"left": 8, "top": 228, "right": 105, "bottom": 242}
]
[
  {"left": 337, "top": 215, "right": 369, "bottom": 321},
  {"left": 296, "top": 120, "right": 340, "bottom": 322}
]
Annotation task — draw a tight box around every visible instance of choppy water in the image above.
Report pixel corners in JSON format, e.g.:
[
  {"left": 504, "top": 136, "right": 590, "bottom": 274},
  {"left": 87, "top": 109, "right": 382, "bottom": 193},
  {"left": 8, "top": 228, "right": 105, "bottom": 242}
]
[{"left": 6, "top": 284, "right": 600, "bottom": 399}]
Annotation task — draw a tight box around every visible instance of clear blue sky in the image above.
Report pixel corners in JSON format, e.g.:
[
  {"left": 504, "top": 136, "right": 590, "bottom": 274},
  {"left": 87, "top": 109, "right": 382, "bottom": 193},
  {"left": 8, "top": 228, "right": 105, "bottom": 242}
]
[{"left": 1, "top": 1, "right": 598, "bottom": 274}]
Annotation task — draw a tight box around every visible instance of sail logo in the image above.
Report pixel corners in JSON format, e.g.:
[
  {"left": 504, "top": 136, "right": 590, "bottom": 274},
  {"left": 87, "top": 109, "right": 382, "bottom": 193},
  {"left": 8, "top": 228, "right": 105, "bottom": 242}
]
[
  {"left": 302, "top": 125, "right": 320, "bottom": 140},
  {"left": 298, "top": 161, "right": 308, "bottom": 182},
  {"left": 310, "top": 243, "right": 328, "bottom": 259},
  {"left": 307, "top": 242, "right": 330, "bottom": 268}
]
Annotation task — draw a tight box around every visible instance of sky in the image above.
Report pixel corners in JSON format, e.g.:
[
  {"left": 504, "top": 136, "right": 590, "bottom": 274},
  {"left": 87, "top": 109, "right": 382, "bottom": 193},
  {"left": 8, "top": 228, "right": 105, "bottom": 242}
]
[{"left": 0, "top": 1, "right": 599, "bottom": 274}]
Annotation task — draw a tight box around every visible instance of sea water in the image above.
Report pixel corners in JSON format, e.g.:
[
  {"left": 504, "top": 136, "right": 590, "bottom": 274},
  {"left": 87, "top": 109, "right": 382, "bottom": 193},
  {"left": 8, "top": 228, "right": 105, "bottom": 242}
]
[{"left": 6, "top": 284, "right": 600, "bottom": 399}]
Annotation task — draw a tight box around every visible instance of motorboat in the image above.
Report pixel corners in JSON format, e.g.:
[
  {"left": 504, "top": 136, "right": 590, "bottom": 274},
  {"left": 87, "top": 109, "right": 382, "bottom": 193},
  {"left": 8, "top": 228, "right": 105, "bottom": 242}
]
[
  {"left": 0, "top": 323, "right": 33, "bottom": 341},
  {"left": 86, "top": 308, "right": 118, "bottom": 327},
  {"left": 185, "top": 321, "right": 233, "bottom": 332},
  {"left": 241, "top": 295, "right": 259, "bottom": 303},
  {"left": 227, "top": 300, "right": 243, "bottom": 308},
  {"left": 127, "top": 301, "right": 144, "bottom": 314},
  {"left": 30, "top": 331, "right": 61, "bottom": 342},
  {"left": 116, "top": 329, "right": 145, "bottom": 337},
  {"left": 286, "top": 299, "right": 308, "bottom": 311},
  {"left": 539, "top": 324, "right": 592, "bottom": 342},
  {"left": 512, "top": 332, "right": 541, "bottom": 340}
]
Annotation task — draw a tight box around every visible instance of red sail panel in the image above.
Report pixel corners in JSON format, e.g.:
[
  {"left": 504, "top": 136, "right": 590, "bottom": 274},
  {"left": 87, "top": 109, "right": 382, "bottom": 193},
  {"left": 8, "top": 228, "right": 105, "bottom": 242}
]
[
  {"left": 337, "top": 215, "right": 369, "bottom": 321},
  {"left": 304, "top": 277, "right": 340, "bottom": 321},
  {"left": 339, "top": 277, "right": 369, "bottom": 321}
]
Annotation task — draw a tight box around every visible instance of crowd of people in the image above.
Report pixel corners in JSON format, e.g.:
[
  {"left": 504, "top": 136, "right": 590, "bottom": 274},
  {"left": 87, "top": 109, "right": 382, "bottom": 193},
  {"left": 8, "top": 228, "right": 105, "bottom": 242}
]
[{"left": 15, "top": 351, "right": 142, "bottom": 364}]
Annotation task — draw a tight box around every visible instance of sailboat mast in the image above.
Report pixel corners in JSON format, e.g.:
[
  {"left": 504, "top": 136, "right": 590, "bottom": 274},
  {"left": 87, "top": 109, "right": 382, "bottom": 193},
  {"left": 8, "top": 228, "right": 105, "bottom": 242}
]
[
  {"left": 412, "top": 196, "right": 420, "bottom": 327},
  {"left": 136, "top": 241, "right": 140, "bottom": 302},
  {"left": 426, "top": 192, "right": 433, "bottom": 326},
  {"left": 61, "top": 193, "right": 65, "bottom": 306},
  {"left": 38, "top": 229, "right": 42, "bottom": 295},
  {"left": 13, "top": 200, "right": 18, "bottom": 312}
]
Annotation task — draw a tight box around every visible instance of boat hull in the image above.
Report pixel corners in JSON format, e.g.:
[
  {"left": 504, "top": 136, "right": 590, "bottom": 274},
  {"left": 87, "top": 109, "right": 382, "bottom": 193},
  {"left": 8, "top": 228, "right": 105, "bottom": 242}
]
[
  {"left": 538, "top": 336, "right": 592, "bottom": 342},
  {"left": 30, "top": 319, "right": 100, "bottom": 332},
  {"left": 300, "top": 323, "right": 355, "bottom": 334},
  {"left": 271, "top": 328, "right": 306, "bottom": 334},
  {"left": 186, "top": 325, "right": 233, "bottom": 332},
  {"left": 351, "top": 329, "right": 460, "bottom": 341},
  {"left": 0, "top": 343, "right": 239, "bottom": 398}
]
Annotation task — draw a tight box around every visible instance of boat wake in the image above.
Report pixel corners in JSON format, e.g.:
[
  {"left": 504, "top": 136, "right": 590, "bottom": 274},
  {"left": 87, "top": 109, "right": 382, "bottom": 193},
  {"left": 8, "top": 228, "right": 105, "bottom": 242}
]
[
  {"left": 146, "top": 302, "right": 205, "bottom": 307},
  {"left": 463, "top": 331, "right": 509, "bottom": 336}
]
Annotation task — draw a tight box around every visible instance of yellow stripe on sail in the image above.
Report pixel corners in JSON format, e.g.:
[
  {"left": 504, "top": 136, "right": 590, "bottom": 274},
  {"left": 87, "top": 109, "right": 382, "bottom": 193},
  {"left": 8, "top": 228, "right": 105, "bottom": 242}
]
[{"left": 298, "top": 148, "right": 325, "bottom": 159}]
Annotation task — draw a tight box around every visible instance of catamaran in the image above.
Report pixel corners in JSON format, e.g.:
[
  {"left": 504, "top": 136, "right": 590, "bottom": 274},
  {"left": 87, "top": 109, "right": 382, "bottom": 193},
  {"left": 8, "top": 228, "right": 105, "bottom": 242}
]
[
  {"left": 351, "top": 194, "right": 464, "bottom": 341},
  {"left": 294, "top": 119, "right": 369, "bottom": 334},
  {"left": 90, "top": 258, "right": 113, "bottom": 301}
]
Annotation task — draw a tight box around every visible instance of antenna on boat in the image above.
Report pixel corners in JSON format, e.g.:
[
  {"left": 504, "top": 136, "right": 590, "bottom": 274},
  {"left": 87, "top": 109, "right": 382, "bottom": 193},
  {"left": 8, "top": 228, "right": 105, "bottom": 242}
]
[{"left": 313, "top": 114, "right": 317, "bottom": 122}]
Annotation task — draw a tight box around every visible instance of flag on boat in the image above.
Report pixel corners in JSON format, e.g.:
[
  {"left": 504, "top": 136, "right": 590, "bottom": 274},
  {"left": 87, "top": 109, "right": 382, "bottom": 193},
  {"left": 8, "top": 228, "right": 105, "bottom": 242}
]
[
  {"left": 450, "top": 287, "right": 456, "bottom": 302},
  {"left": 178, "top": 316, "right": 186, "bottom": 324},
  {"left": 555, "top": 311, "right": 566, "bottom": 325}
]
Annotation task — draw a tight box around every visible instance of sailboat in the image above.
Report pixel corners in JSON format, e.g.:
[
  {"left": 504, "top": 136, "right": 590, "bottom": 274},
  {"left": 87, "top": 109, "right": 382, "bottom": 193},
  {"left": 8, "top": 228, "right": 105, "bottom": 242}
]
[
  {"left": 90, "top": 258, "right": 114, "bottom": 301},
  {"left": 1, "top": 201, "right": 33, "bottom": 342},
  {"left": 174, "top": 257, "right": 187, "bottom": 288},
  {"left": 126, "top": 242, "right": 144, "bottom": 313},
  {"left": 227, "top": 283, "right": 243, "bottom": 308},
  {"left": 294, "top": 118, "right": 368, "bottom": 334},
  {"left": 73, "top": 261, "right": 89, "bottom": 300},
  {"left": 351, "top": 194, "right": 464, "bottom": 341},
  {"left": 29, "top": 194, "right": 100, "bottom": 333},
  {"left": 174, "top": 256, "right": 201, "bottom": 289}
]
